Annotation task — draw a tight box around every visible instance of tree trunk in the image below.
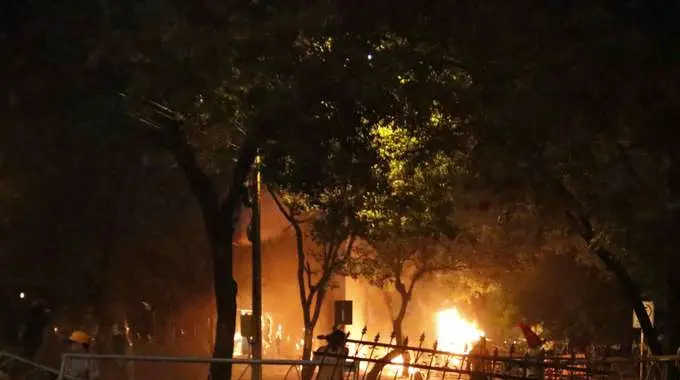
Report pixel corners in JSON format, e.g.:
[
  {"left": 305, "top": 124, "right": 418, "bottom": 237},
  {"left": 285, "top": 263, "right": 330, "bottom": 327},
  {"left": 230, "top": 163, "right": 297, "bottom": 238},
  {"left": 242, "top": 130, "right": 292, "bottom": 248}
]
[
  {"left": 301, "top": 327, "right": 315, "bottom": 380},
  {"left": 209, "top": 214, "right": 239, "bottom": 380},
  {"left": 592, "top": 246, "right": 662, "bottom": 354},
  {"left": 365, "top": 348, "right": 404, "bottom": 380},
  {"left": 571, "top": 213, "right": 662, "bottom": 355},
  {"left": 302, "top": 327, "right": 314, "bottom": 360},
  {"left": 161, "top": 125, "right": 256, "bottom": 380},
  {"left": 366, "top": 299, "right": 409, "bottom": 380}
]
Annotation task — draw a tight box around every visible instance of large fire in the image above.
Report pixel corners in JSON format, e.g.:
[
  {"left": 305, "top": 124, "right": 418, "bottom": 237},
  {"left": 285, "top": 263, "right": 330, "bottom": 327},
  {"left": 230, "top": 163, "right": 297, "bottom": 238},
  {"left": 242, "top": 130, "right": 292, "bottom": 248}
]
[
  {"left": 386, "top": 355, "right": 417, "bottom": 377},
  {"left": 436, "top": 308, "right": 485, "bottom": 366},
  {"left": 347, "top": 307, "right": 484, "bottom": 376}
]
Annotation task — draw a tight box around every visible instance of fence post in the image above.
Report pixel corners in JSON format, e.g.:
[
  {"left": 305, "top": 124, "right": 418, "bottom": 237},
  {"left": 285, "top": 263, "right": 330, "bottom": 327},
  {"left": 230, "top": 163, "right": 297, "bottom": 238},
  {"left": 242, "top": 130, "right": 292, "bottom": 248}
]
[{"left": 56, "top": 354, "right": 67, "bottom": 380}]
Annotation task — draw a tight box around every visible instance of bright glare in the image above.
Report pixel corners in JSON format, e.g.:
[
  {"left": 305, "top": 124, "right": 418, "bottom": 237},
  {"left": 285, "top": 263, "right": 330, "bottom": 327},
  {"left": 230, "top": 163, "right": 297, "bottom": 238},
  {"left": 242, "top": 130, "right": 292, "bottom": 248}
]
[
  {"left": 367, "top": 53, "right": 373, "bottom": 60},
  {"left": 345, "top": 308, "right": 483, "bottom": 376},
  {"left": 19, "top": 292, "right": 25, "bottom": 299},
  {"left": 234, "top": 332, "right": 243, "bottom": 356},
  {"left": 385, "top": 355, "right": 417, "bottom": 377},
  {"left": 436, "top": 308, "right": 485, "bottom": 366}
]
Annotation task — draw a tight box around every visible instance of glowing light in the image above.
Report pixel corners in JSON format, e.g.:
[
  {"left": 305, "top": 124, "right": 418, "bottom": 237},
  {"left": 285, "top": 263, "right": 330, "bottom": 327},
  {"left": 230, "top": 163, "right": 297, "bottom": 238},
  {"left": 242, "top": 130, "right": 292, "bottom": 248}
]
[
  {"left": 295, "top": 337, "right": 305, "bottom": 352},
  {"left": 367, "top": 53, "right": 373, "bottom": 60},
  {"left": 436, "top": 308, "right": 485, "bottom": 367},
  {"left": 19, "top": 292, "right": 25, "bottom": 299},
  {"left": 345, "top": 343, "right": 416, "bottom": 376},
  {"left": 385, "top": 355, "right": 417, "bottom": 377},
  {"left": 324, "top": 309, "right": 483, "bottom": 376},
  {"left": 234, "top": 332, "right": 243, "bottom": 356}
]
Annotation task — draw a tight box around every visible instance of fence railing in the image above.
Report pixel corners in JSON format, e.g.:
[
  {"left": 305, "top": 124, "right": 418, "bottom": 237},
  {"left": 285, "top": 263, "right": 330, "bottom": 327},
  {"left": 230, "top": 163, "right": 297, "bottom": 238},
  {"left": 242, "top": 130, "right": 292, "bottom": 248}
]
[
  {"left": 56, "top": 354, "right": 338, "bottom": 380},
  {"left": 584, "top": 355, "right": 680, "bottom": 380},
  {"left": 0, "top": 351, "right": 77, "bottom": 380},
  {"left": 5, "top": 350, "right": 679, "bottom": 380},
  {"left": 54, "top": 352, "right": 627, "bottom": 380},
  {"left": 638, "top": 355, "right": 680, "bottom": 380}
]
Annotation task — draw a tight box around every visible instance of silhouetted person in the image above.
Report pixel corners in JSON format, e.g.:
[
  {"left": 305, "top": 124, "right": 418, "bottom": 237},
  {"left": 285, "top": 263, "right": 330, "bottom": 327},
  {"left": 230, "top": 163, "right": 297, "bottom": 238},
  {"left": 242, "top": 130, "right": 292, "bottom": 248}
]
[
  {"left": 468, "top": 337, "right": 490, "bottom": 380},
  {"left": 313, "top": 330, "right": 349, "bottom": 380},
  {"left": 22, "top": 299, "right": 50, "bottom": 360},
  {"left": 64, "top": 331, "right": 100, "bottom": 380},
  {"left": 112, "top": 323, "right": 134, "bottom": 380}
]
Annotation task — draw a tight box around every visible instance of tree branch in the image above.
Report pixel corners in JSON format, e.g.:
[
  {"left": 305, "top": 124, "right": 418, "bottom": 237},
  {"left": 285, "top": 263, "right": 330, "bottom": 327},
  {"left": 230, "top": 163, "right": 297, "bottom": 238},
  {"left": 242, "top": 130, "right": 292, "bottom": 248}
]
[
  {"left": 305, "top": 261, "right": 314, "bottom": 293},
  {"left": 393, "top": 272, "right": 410, "bottom": 328},
  {"left": 158, "top": 122, "right": 222, "bottom": 228},
  {"left": 406, "top": 267, "right": 427, "bottom": 297},
  {"left": 267, "top": 186, "right": 315, "bottom": 223},
  {"left": 382, "top": 290, "right": 395, "bottom": 319},
  {"left": 218, "top": 134, "right": 257, "bottom": 223},
  {"left": 310, "top": 288, "right": 326, "bottom": 327},
  {"left": 269, "top": 186, "right": 298, "bottom": 225},
  {"left": 566, "top": 211, "right": 662, "bottom": 355},
  {"left": 394, "top": 271, "right": 407, "bottom": 300},
  {"left": 273, "top": 186, "right": 309, "bottom": 327},
  {"left": 311, "top": 254, "right": 336, "bottom": 294},
  {"left": 344, "top": 234, "right": 357, "bottom": 258}
]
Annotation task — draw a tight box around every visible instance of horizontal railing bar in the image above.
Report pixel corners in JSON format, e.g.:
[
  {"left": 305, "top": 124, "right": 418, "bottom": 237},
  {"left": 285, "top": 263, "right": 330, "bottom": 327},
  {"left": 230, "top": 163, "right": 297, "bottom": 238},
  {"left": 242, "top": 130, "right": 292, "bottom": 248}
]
[
  {"left": 60, "top": 353, "right": 527, "bottom": 380},
  {"left": 0, "top": 351, "right": 79, "bottom": 380},
  {"left": 342, "top": 343, "right": 612, "bottom": 373},
  {"left": 62, "top": 354, "right": 323, "bottom": 365},
  {"left": 345, "top": 339, "right": 619, "bottom": 364},
  {"left": 61, "top": 353, "right": 609, "bottom": 378},
  {"left": 1, "top": 352, "right": 65, "bottom": 375}
]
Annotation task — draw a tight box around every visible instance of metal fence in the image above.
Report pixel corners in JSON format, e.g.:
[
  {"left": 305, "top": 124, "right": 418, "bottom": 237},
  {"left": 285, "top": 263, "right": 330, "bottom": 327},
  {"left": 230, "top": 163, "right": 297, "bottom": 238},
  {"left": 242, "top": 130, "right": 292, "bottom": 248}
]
[
  {"left": 3, "top": 349, "right": 673, "bottom": 380},
  {"left": 638, "top": 355, "right": 680, "bottom": 380},
  {"left": 56, "top": 354, "right": 339, "bottom": 380},
  {"left": 341, "top": 334, "right": 616, "bottom": 380},
  {"left": 53, "top": 352, "right": 625, "bottom": 380},
  {"left": 0, "top": 351, "right": 77, "bottom": 380}
]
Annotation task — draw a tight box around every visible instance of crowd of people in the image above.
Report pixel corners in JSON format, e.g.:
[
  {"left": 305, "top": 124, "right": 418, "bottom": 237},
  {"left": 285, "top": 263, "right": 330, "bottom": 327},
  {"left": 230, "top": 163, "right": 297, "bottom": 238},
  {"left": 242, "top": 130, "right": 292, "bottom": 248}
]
[
  {"left": 0, "top": 294, "right": 583, "bottom": 380},
  {"left": 0, "top": 293, "right": 122, "bottom": 379}
]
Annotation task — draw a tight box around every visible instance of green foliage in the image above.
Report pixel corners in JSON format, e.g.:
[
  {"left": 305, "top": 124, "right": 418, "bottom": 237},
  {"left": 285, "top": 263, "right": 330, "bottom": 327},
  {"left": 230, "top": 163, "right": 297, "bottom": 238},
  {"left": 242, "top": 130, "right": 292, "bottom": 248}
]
[
  {"left": 10, "top": 0, "right": 680, "bottom": 356},
  {"left": 357, "top": 237, "right": 463, "bottom": 290},
  {"left": 359, "top": 122, "right": 464, "bottom": 240}
]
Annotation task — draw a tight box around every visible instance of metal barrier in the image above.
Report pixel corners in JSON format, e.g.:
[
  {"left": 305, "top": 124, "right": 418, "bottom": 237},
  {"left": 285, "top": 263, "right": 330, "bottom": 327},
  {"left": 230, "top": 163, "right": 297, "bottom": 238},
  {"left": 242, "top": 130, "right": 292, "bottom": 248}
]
[
  {"left": 56, "top": 354, "right": 351, "bottom": 380},
  {"left": 8, "top": 349, "right": 680, "bottom": 380},
  {"left": 604, "top": 355, "right": 680, "bottom": 380},
  {"left": 343, "top": 336, "right": 615, "bottom": 380},
  {"left": 0, "top": 351, "right": 77, "bottom": 380},
  {"left": 640, "top": 355, "right": 680, "bottom": 380},
  {"left": 55, "top": 352, "right": 620, "bottom": 380}
]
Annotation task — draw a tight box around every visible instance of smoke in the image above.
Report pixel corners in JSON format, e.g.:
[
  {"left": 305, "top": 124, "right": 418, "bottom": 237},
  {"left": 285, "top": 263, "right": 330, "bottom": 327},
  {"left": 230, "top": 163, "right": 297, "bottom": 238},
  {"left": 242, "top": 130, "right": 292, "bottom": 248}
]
[{"left": 233, "top": 189, "right": 290, "bottom": 246}]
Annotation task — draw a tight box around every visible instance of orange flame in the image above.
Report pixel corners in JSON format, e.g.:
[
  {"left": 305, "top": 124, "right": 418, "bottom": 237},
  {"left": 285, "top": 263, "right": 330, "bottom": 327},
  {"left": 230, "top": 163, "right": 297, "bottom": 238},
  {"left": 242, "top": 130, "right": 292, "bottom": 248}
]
[{"left": 436, "top": 308, "right": 485, "bottom": 367}]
